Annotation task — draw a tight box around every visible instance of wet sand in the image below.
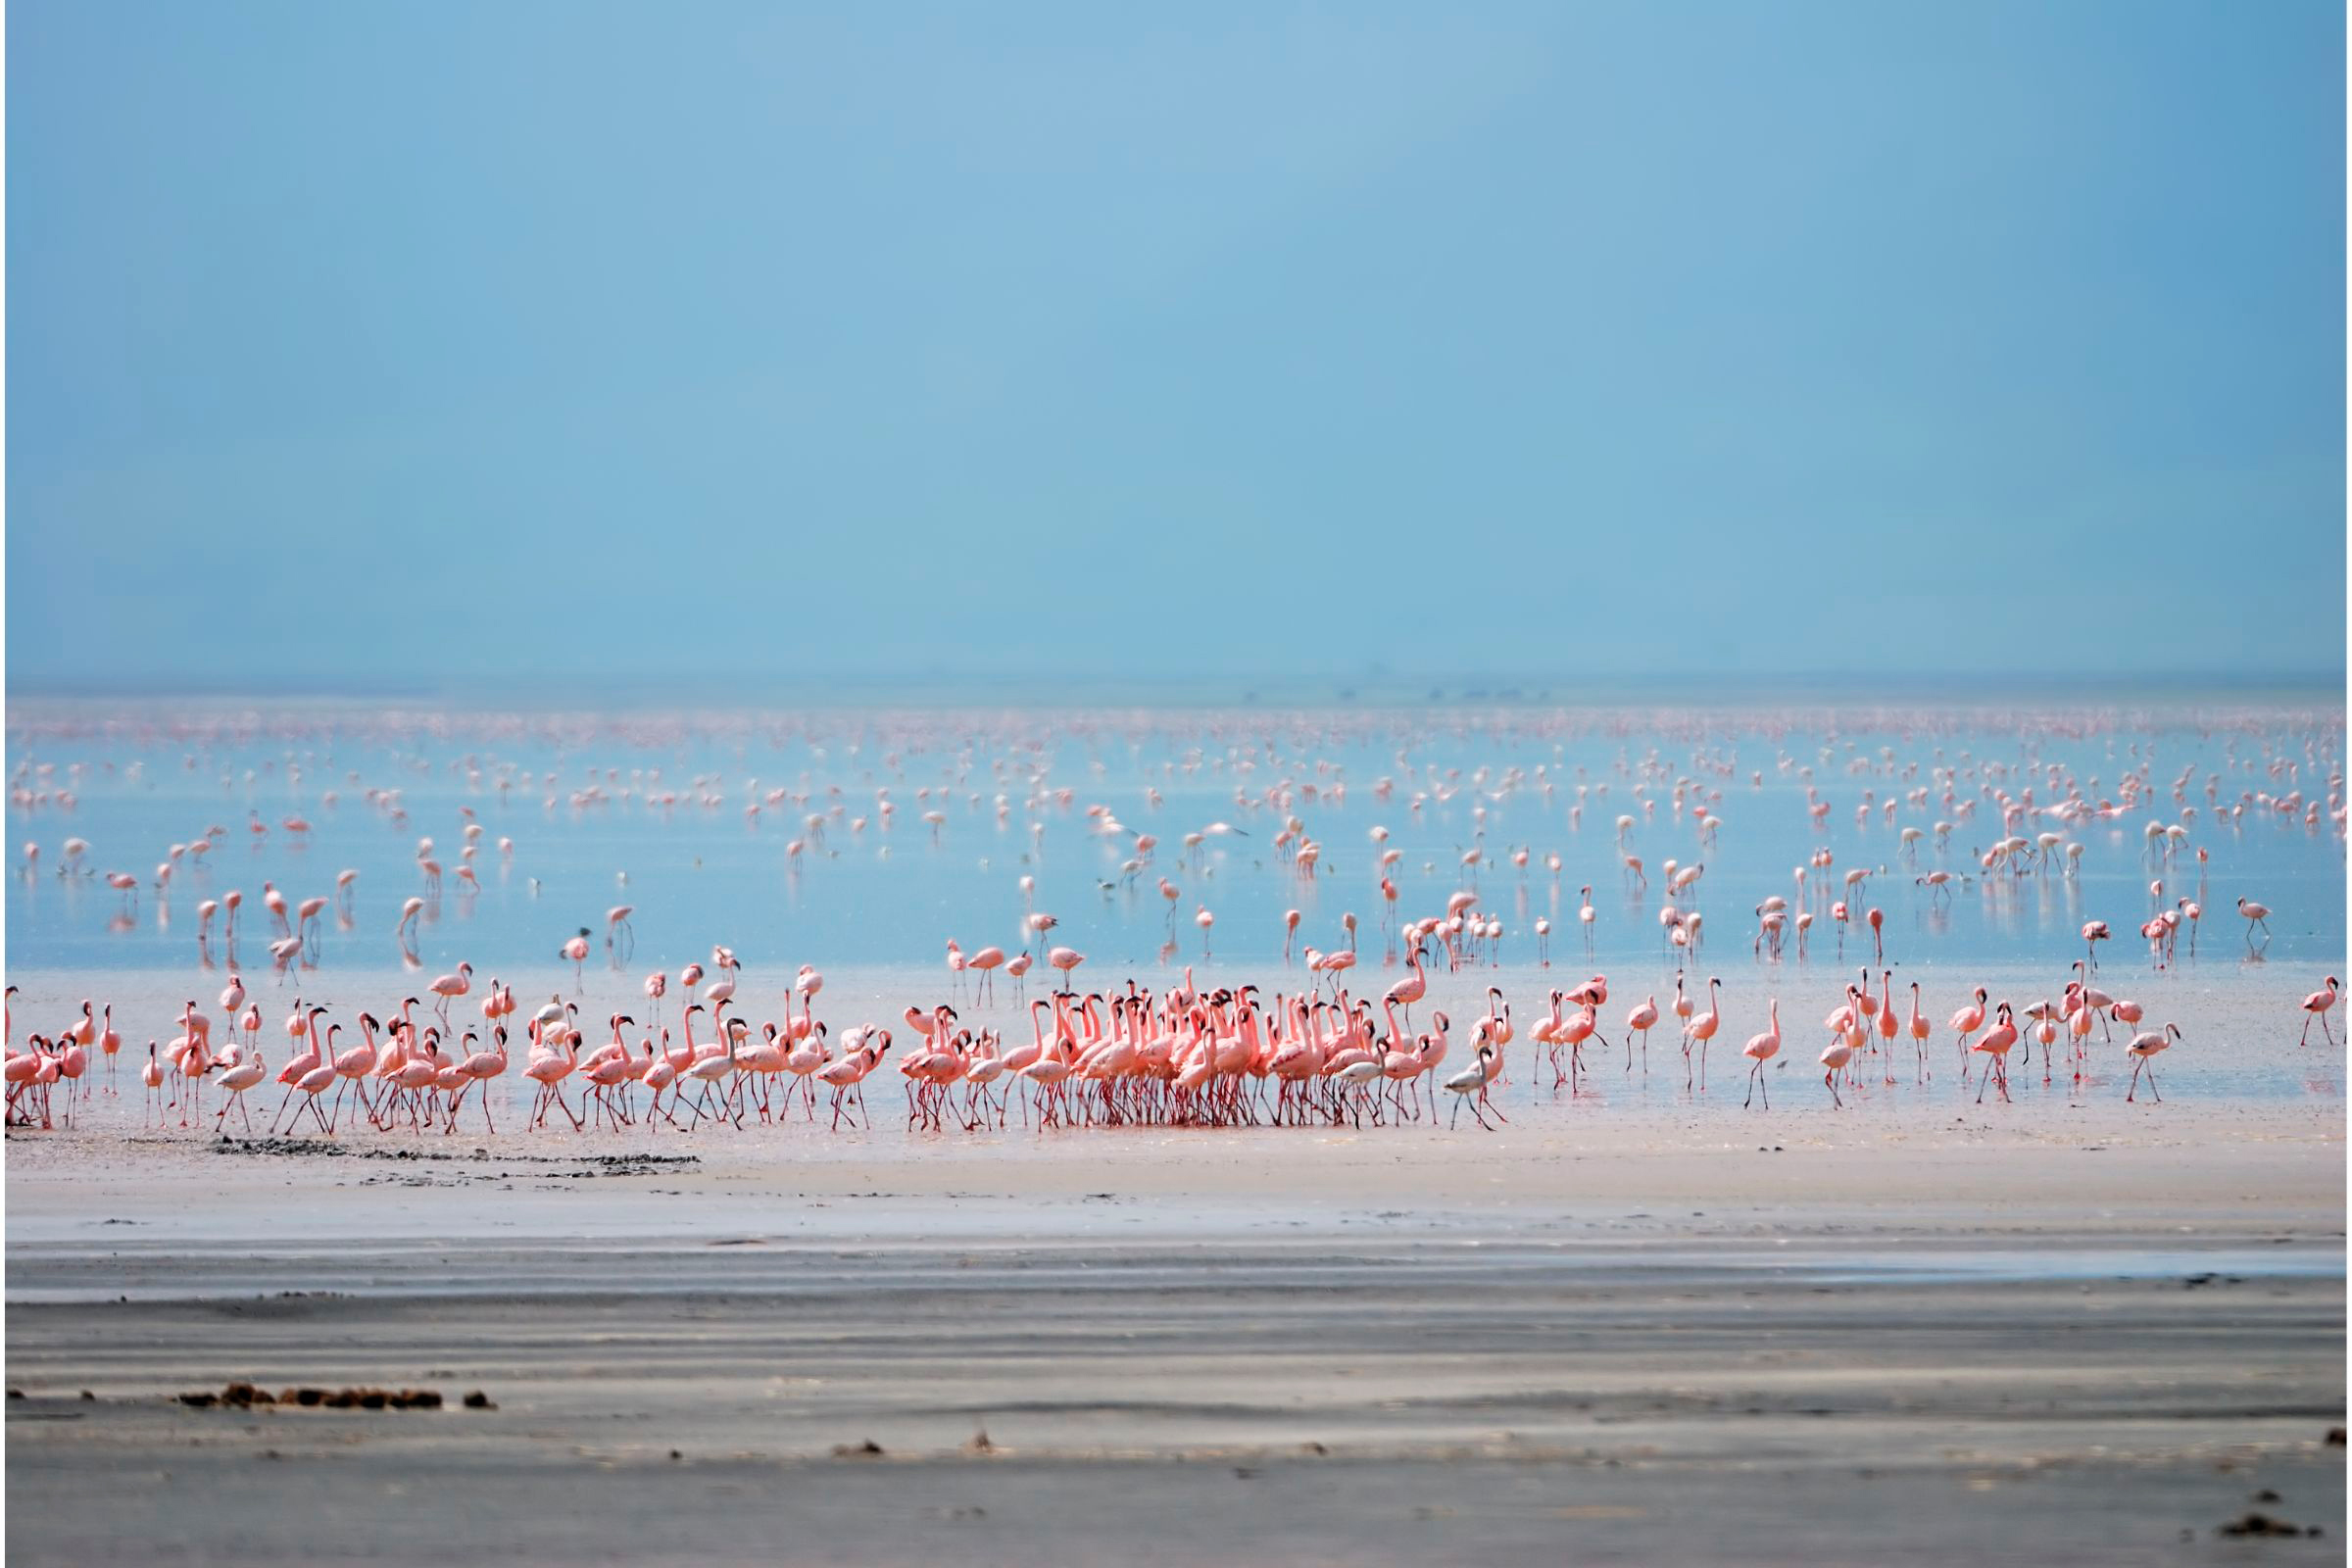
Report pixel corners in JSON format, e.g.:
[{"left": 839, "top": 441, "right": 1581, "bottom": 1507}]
[{"left": 7, "top": 1094, "right": 2345, "bottom": 1565}]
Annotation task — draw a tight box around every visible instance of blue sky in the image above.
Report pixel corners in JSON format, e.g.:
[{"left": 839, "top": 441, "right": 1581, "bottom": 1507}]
[{"left": 8, "top": 0, "right": 2344, "bottom": 694}]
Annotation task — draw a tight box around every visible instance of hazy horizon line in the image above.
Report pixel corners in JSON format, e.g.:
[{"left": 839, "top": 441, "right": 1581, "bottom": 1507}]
[{"left": 6, "top": 667, "right": 2344, "bottom": 710}]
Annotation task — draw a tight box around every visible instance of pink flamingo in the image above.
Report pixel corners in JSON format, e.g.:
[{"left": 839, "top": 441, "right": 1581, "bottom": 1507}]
[
  {"left": 453, "top": 1027, "right": 510, "bottom": 1134},
  {"left": 1384, "top": 941, "right": 1430, "bottom": 1030},
  {"left": 1685, "top": 977, "right": 1722, "bottom": 1090},
  {"left": 706, "top": 949, "right": 741, "bottom": 1006},
  {"left": 2125, "top": 1024, "right": 2180, "bottom": 1102},
  {"left": 1907, "top": 980, "right": 1932, "bottom": 1081},
  {"left": 139, "top": 1043, "right": 166, "bottom": 1125},
  {"left": 429, "top": 960, "right": 474, "bottom": 1023},
  {"left": 267, "top": 1006, "right": 327, "bottom": 1132},
  {"left": 1743, "top": 999, "right": 1782, "bottom": 1108},
  {"left": 966, "top": 946, "right": 1005, "bottom": 1003},
  {"left": 1625, "top": 995, "right": 1658, "bottom": 1072},
  {"left": 1973, "top": 1004, "right": 2019, "bottom": 1104},
  {"left": 96, "top": 1004, "right": 122, "bottom": 1095},
  {"left": 210, "top": 1047, "right": 268, "bottom": 1135},
  {"left": 561, "top": 931, "right": 591, "bottom": 989},
  {"left": 1949, "top": 987, "right": 1988, "bottom": 1068},
  {"left": 325, "top": 1012, "right": 381, "bottom": 1127},
  {"left": 297, "top": 896, "right": 328, "bottom": 956},
  {"left": 815, "top": 1033, "right": 889, "bottom": 1130},
  {"left": 1875, "top": 970, "right": 1898, "bottom": 1083},
  {"left": 287, "top": 1027, "right": 341, "bottom": 1134},
  {"left": 524, "top": 1017, "right": 584, "bottom": 1131},
  {"left": 2301, "top": 976, "right": 2339, "bottom": 1046}
]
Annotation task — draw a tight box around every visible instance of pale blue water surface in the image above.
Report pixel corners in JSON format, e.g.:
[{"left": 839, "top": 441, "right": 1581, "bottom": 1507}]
[{"left": 7, "top": 698, "right": 2341, "bottom": 986}]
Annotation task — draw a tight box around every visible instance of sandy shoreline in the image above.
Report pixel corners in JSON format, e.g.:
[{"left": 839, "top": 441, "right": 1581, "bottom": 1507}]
[{"left": 7, "top": 1106, "right": 2345, "bottom": 1564}]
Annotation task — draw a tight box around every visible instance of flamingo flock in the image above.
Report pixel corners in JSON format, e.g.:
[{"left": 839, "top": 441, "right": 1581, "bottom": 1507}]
[
  {"left": 14, "top": 931, "right": 2301, "bottom": 1134},
  {"left": 5, "top": 708, "right": 2341, "bottom": 1137}
]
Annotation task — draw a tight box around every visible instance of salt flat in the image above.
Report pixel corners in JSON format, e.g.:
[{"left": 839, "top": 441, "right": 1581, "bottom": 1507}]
[{"left": 7, "top": 1104, "right": 2342, "bottom": 1565}]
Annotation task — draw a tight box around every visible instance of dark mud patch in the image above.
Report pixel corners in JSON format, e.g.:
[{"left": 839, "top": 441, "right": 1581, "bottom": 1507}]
[{"left": 209, "top": 1136, "right": 698, "bottom": 1175}]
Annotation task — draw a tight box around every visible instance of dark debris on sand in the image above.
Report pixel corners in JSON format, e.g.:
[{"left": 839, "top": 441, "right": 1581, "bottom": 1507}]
[
  {"left": 176, "top": 1382, "right": 480, "bottom": 1411},
  {"left": 210, "top": 1136, "right": 698, "bottom": 1168},
  {"left": 2219, "top": 1511, "right": 2323, "bottom": 1539}
]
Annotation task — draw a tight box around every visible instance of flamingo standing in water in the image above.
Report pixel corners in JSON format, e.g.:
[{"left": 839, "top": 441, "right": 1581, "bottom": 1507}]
[
  {"left": 2124, "top": 1024, "right": 2180, "bottom": 1102},
  {"left": 1384, "top": 941, "right": 1430, "bottom": 1030},
  {"left": 2236, "top": 897, "right": 2272, "bottom": 951},
  {"left": 2301, "top": 976, "right": 2339, "bottom": 1046},
  {"left": 1874, "top": 970, "right": 1898, "bottom": 1083},
  {"left": 705, "top": 950, "right": 741, "bottom": 1007},
  {"left": 286, "top": 1025, "right": 341, "bottom": 1134},
  {"left": 1685, "top": 976, "right": 1722, "bottom": 1091},
  {"left": 561, "top": 931, "right": 591, "bottom": 989},
  {"left": 1742, "top": 998, "right": 1782, "bottom": 1108},
  {"left": 324, "top": 1012, "right": 381, "bottom": 1127},
  {"left": 139, "top": 1043, "right": 166, "bottom": 1124},
  {"left": 453, "top": 1027, "right": 510, "bottom": 1134},
  {"left": 210, "top": 1048, "right": 268, "bottom": 1135},
  {"left": 794, "top": 964, "right": 825, "bottom": 1029},
  {"left": 1624, "top": 995, "right": 1658, "bottom": 1072},
  {"left": 1443, "top": 1042, "right": 1504, "bottom": 1130},
  {"left": 95, "top": 1004, "right": 122, "bottom": 1095},
  {"left": 525, "top": 1014, "right": 584, "bottom": 1130},
  {"left": 292, "top": 896, "right": 327, "bottom": 959},
  {"left": 1907, "top": 981, "right": 1932, "bottom": 1081},
  {"left": 815, "top": 1032, "right": 889, "bottom": 1130},
  {"left": 1949, "top": 987, "right": 1988, "bottom": 1070},
  {"left": 966, "top": 946, "right": 1005, "bottom": 1002},
  {"left": 1973, "top": 1004, "right": 2020, "bottom": 1104},
  {"left": 429, "top": 961, "right": 474, "bottom": 1023},
  {"left": 266, "top": 1007, "right": 326, "bottom": 1132}
]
